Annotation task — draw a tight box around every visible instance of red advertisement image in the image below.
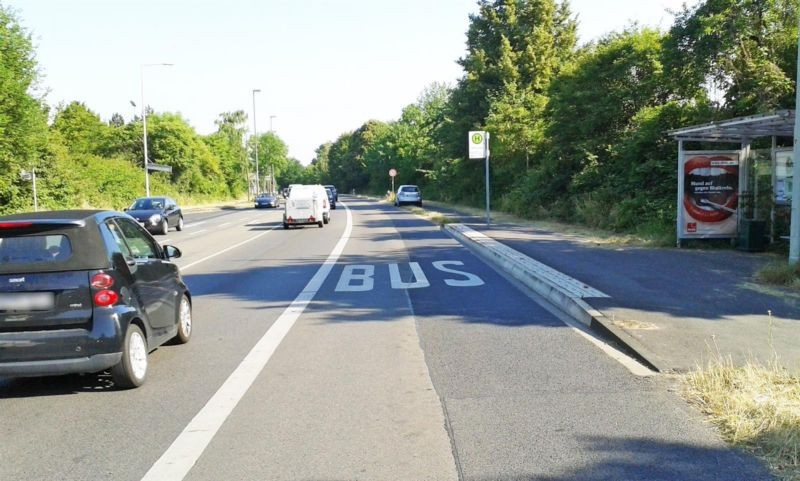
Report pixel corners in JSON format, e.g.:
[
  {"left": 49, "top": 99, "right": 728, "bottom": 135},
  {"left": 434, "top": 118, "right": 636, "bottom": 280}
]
[{"left": 681, "top": 153, "right": 739, "bottom": 237}]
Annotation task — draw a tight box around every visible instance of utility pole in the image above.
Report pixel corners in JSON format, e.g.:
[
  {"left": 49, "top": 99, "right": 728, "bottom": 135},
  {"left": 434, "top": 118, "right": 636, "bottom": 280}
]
[
  {"left": 790, "top": 33, "right": 800, "bottom": 264},
  {"left": 252, "top": 89, "right": 261, "bottom": 194}
]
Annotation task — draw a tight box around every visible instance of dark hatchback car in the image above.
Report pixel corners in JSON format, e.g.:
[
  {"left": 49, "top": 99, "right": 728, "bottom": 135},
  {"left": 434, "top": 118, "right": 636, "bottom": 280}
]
[
  {"left": 324, "top": 187, "right": 336, "bottom": 210},
  {"left": 125, "top": 196, "right": 183, "bottom": 235},
  {"left": 254, "top": 193, "right": 279, "bottom": 209},
  {"left": 0, "top": 210, "right": 192, "bottom": 388},
  {"left": 323, "top": 184, "right": 338, "bottom": 202}
]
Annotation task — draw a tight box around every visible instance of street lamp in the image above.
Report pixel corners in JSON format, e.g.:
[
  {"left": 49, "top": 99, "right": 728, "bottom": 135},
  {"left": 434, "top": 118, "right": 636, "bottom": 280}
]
[
  {"left": 269, "top": 115, "right": 276, "bottom": 193},
  {"left": 141, "top": 63, "right": 174, "bottom": 197},
  {"left": 252, "top": 89, "right": 261, "bottom": 194}
]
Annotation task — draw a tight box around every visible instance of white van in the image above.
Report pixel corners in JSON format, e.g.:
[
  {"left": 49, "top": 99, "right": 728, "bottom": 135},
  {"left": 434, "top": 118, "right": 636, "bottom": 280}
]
[{"left": 283, "top": 184, "right": 331, "bottom": 229}]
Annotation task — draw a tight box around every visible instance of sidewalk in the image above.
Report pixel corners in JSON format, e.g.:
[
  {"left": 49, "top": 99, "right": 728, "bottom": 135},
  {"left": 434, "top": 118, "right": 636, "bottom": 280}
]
[{"left": 436, "top": 214, "right": 799, "bottom": 373}]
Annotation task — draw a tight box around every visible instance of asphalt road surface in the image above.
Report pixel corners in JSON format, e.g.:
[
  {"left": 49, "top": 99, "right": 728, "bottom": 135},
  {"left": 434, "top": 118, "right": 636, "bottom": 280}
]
[{"left": 0, "top": 197, "right": 771, "bottom": 481}]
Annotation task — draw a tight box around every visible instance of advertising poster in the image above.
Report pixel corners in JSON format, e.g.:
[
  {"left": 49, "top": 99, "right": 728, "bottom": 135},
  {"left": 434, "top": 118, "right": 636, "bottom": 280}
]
[
  {"left": 680, "top": 152, "right": 739, "bottom": 238},
  {"left": 775, "top": 149, "right": 793, "bottom": 205}
]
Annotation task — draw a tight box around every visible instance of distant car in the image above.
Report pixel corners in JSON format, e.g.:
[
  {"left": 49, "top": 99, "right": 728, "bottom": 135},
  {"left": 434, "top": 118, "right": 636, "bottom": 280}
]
[
  {"left": 395, "top": 185, "right": 422, "bottom": 207},
  {"left": 125, "top": 196, "right": 183, "bottom": 235},
  {"left": 323, "top": 184, "right": 338, "bottom": 202},
  {"left": 0, "top": 210, "right": 191, "bottom": 388},
  {"left": 254, "top": 193, "right": 279, "bottom": 209},
  {"left": 325, "top": 187, "right": 336, "bottom": 210}
]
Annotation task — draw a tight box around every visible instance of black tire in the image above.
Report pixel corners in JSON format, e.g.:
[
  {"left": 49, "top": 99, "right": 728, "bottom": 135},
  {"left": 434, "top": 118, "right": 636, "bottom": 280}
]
[
  {"left": 173, "top": 295, "right": 192, "bottom": 344},
  {"left": 176, "top": 216, "right": 184, "bottom": 231},
  {"left": 318, "top": 221, "right": 323, "bottom": 228},
  {"left": 111, "top": 323, "right": 148, "bottom": 389},
  {"left": 323, "top": 214, "right": 329, "bottom": 224},
  {"left": 283, "top": 222, "right": 289, "bottom": 229},
  {"left": 159, "top": 219, "right": 169, "bottom": 235},
  {"left": 417, "top": 201, "right": 423, "bottom": 207}
]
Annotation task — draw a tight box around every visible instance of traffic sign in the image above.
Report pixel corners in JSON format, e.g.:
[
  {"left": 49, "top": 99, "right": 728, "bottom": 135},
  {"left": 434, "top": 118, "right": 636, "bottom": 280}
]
[
  {"left": 19, "top": 170, "right": 33, "bottom": 181},
  {"left": 389, "top": 168, "right": 397, "bottom": 178},
  {"left": 147, "top": 164, "right": 173, "bottom": 173},
  {"left": 468, "top": 131, "right": 488, "bottom": 159}
]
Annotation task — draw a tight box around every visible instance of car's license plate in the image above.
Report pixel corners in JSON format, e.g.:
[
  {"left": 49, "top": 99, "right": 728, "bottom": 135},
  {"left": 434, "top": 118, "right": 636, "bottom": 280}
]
[{"left": 0, "top": 292, "right": 55, "bottom": 311}]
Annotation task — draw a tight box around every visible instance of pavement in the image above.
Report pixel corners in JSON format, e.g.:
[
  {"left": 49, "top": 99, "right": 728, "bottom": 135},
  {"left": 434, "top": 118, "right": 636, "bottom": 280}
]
[{"left": 419, "top": 205, "right": 800, "bottom": 374}]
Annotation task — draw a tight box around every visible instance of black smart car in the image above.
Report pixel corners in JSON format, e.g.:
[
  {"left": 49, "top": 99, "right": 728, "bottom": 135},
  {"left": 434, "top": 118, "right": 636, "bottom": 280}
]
[
  {"left": 125, "top": 196, "right": 183, "bottom": 235},
  {"left": 0, "top": 210, "right": 191, "bottom": 389}
]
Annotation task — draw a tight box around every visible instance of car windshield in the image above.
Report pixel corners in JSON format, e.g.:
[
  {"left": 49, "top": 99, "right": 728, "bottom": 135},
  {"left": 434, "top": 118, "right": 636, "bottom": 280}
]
[
  {"left": 129, "top": 198, "right": 164, "bottom": 210},
  {"left": 0, "top": 235, "right": 72, "bottom": 264}
]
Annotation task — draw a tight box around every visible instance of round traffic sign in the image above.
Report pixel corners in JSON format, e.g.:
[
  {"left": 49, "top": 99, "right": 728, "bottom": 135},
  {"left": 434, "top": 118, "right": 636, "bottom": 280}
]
[
  {"left": 389, "top": 168, "right": 397, "bottom": 177},
  {"left": 471, "top": 133, "right": 484, "bottom": 144}
]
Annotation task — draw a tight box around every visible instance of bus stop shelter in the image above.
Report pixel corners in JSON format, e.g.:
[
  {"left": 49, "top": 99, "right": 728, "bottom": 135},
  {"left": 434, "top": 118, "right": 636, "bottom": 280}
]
[{"left": 668, "top": 110, "right": 795, "bottom": 248}]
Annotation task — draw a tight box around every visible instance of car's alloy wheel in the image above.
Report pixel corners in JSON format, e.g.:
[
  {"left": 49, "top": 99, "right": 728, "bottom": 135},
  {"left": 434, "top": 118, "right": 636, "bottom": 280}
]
[
  {"left": 111, "top": 323, "right": 148, "bottom": 389},
  {"left": 176, "top": 216, "right": 184, "bottom": 231},
  {"left": 160, "top": 219, "right": 169, "bottom": 235},
  {"left": 174, "top": 295, "right": 192, "bottom": 344}
]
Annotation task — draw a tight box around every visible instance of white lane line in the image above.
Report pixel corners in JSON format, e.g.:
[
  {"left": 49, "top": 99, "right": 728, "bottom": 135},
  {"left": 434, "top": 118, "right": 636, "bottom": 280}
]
[
  {"left": 188, "top": 229, "right": 208, "bottom": 237},
  {"left": 179, "top": 226, "right": 277, "bottom": 271},
  {"left": 141, "top": 202, "right": 352, "bottom": 481},
  {"left": 183, "top": 221, "right": 206, "bottom": 229},
  {"left": 218, "top": 222, "right": 231, "bottom": 228},
  {"left": 159, "top": 239, "right": 172, "bottom": 245}
]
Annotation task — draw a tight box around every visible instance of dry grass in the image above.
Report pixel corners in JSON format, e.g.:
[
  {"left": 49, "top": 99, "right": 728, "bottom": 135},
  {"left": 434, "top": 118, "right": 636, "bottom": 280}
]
[
  {"left": 757, "top": 261, "right": 800, "bottom": 292},
  {"left": 683, "top": 348, "right": 800, "bottom": 480},
  {"left": 419, "top": 200, "right": 668, "bottom": 247}
]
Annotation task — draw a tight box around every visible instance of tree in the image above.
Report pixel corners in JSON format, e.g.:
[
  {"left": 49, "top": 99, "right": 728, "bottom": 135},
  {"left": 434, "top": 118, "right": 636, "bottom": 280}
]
[
  {"left": 51, "top": 101, "right": 108, "bottom": 154},
  {"left": 0, "top": 5, "right": 48, "bottom": 213},
  {"left": 665, "top": 0, "right": 798, "bottom": 114},
  {"left": 206, "top": 110, "right": 249, "bottom": 195}
]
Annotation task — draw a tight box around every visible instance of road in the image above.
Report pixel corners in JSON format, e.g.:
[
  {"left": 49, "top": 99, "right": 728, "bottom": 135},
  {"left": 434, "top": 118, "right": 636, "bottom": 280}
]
[{"left": 0, "top": 197, "right": 770, "bottom": 481}]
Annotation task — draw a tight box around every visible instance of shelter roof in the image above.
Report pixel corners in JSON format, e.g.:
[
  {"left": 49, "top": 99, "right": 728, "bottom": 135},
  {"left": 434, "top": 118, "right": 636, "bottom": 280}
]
[{"left": 668, "top": 110, "right": 795, "bottom": 142}]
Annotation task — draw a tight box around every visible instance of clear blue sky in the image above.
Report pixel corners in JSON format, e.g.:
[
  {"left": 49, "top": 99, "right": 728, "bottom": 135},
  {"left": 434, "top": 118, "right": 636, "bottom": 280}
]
[{"left": 6, "top": 0, "right": 697, "bottom": 164}]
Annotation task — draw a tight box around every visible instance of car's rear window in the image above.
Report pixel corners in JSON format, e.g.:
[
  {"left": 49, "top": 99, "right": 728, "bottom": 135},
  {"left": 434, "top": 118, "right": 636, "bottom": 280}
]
[
  {"left": 401, "top": 186, "right": 419, "bottom": 193},
  {"left": 0, "top": 235, "right": 73, "bottom": 264}
]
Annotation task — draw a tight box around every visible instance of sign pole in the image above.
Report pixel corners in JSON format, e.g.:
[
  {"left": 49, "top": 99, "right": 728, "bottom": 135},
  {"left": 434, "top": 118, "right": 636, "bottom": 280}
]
[
  {"left": 485, "top": 134, "right": 490, "bottom": 225},
  {"left": 790, "top": 31, "right": 800, "bottom": 263},
  {"left": 32, "top": 167, "right": 38, "bottom": 212}
]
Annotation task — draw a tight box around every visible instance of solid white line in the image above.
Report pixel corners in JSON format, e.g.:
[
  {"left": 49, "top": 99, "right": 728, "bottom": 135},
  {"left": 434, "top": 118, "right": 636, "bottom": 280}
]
[
  {"left": 141, "top": 202, "right": 353, "bottom": 480},
  {"left": 179, "top": 226, "right": 278, "bottom": 271},
  {"left": 188, "top": 229, "right": 208, "bottom": 236},
  {"left": 218, "top": 222, "right": 231, "bottom": 228},
  {"left": 183, "top": 221, "right": 206, "bottom": 229}
]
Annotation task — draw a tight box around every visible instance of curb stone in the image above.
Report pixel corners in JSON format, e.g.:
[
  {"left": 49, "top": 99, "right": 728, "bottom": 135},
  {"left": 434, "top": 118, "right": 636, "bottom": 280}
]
[{"left": 444, "top": 223, "right": 665, "bottom": 372}]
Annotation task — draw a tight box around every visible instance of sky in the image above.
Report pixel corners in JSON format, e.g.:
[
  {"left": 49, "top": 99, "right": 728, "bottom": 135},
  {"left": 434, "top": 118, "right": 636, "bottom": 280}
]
[{"left": 6, "top": 0, "right": 699, "bottom": 164}]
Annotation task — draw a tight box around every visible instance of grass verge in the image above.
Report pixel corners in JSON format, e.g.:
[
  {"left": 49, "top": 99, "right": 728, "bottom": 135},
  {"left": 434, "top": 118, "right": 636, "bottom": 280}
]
[
  {"left": 756, "top": 261, "right": 800, "bottom": 292},
  {"left": 683, "top": 354, "right": 800, "bottom": 480}
]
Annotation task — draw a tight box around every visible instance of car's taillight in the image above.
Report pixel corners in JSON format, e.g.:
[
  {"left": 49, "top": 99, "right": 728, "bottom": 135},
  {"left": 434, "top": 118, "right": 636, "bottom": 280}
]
[
  {"left": 91, "top": 272, "right": 117, "bottom": 307},
  {"left": 94, "top": 290, "right": 119, "bottom": 307},
  {"left": 91, "top": 273, "right": 114, "bottom": 289}
]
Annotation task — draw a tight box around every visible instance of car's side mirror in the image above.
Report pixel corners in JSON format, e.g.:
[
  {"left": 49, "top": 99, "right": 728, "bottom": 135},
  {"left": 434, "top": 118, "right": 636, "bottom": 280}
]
[
  {"left": 163, "top": 245, "right": 182, "bottom": 260},
  {"left": 123, "top": 207, "right": 128, "bottom": 212}
]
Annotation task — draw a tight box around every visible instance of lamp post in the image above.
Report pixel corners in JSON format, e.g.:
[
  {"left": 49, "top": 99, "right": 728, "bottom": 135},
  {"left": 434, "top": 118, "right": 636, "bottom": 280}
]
[
  {"left": 252, "top": 89, "right": 261, "bottom": 194},
  {"left": 141, "top": 63, "right": 174, "bottom": 197},
  {"left": 269, "top": 115, "right": 276, "bottom": 194}
]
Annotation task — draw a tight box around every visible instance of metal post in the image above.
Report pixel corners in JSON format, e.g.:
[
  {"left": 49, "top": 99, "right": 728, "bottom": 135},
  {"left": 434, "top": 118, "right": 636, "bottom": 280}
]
[
  {"left": 485, "top": 133, "right": 491, "bottom": 225},
  {"left": 141, "top": 63, "right": 173, "bottom": 198},
  {"left": 790, "top": 32, "right": 800, "bottom": 263},
  {"left": 677, "top": 140, "right": 684, "bottom": 248},
  {"left": 252, "top": 89, "right": 260, "bottom": 194},
  {"left": 269, "top": 115, "right": 276, "bottom": 194},
  {"left": 141, "top": 66, "right": 149, "bottom": 197},
  {"left": 32, "top": 168, "right": 38, "bottom": 212}
]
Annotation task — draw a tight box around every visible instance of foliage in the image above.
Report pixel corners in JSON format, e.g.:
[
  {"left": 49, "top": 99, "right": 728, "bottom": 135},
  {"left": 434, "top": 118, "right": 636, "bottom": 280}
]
[{"left": 0, "top": 5, "right": 48, "bottom": 213}]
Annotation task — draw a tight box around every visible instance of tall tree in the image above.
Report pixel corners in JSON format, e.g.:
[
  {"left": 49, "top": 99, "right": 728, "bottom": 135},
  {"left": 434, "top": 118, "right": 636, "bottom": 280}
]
[
  {"left": 665, "top": 0, "right": 798, "bottom": 114},
  {"left": 0, "top": 5, "right": 48, "bottom": 212}
]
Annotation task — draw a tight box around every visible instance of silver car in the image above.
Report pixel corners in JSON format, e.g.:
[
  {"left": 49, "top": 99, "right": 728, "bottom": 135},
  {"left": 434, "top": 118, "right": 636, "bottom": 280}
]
[{"left": 395, "top": 185, "right": 422, "bottom": 207}]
